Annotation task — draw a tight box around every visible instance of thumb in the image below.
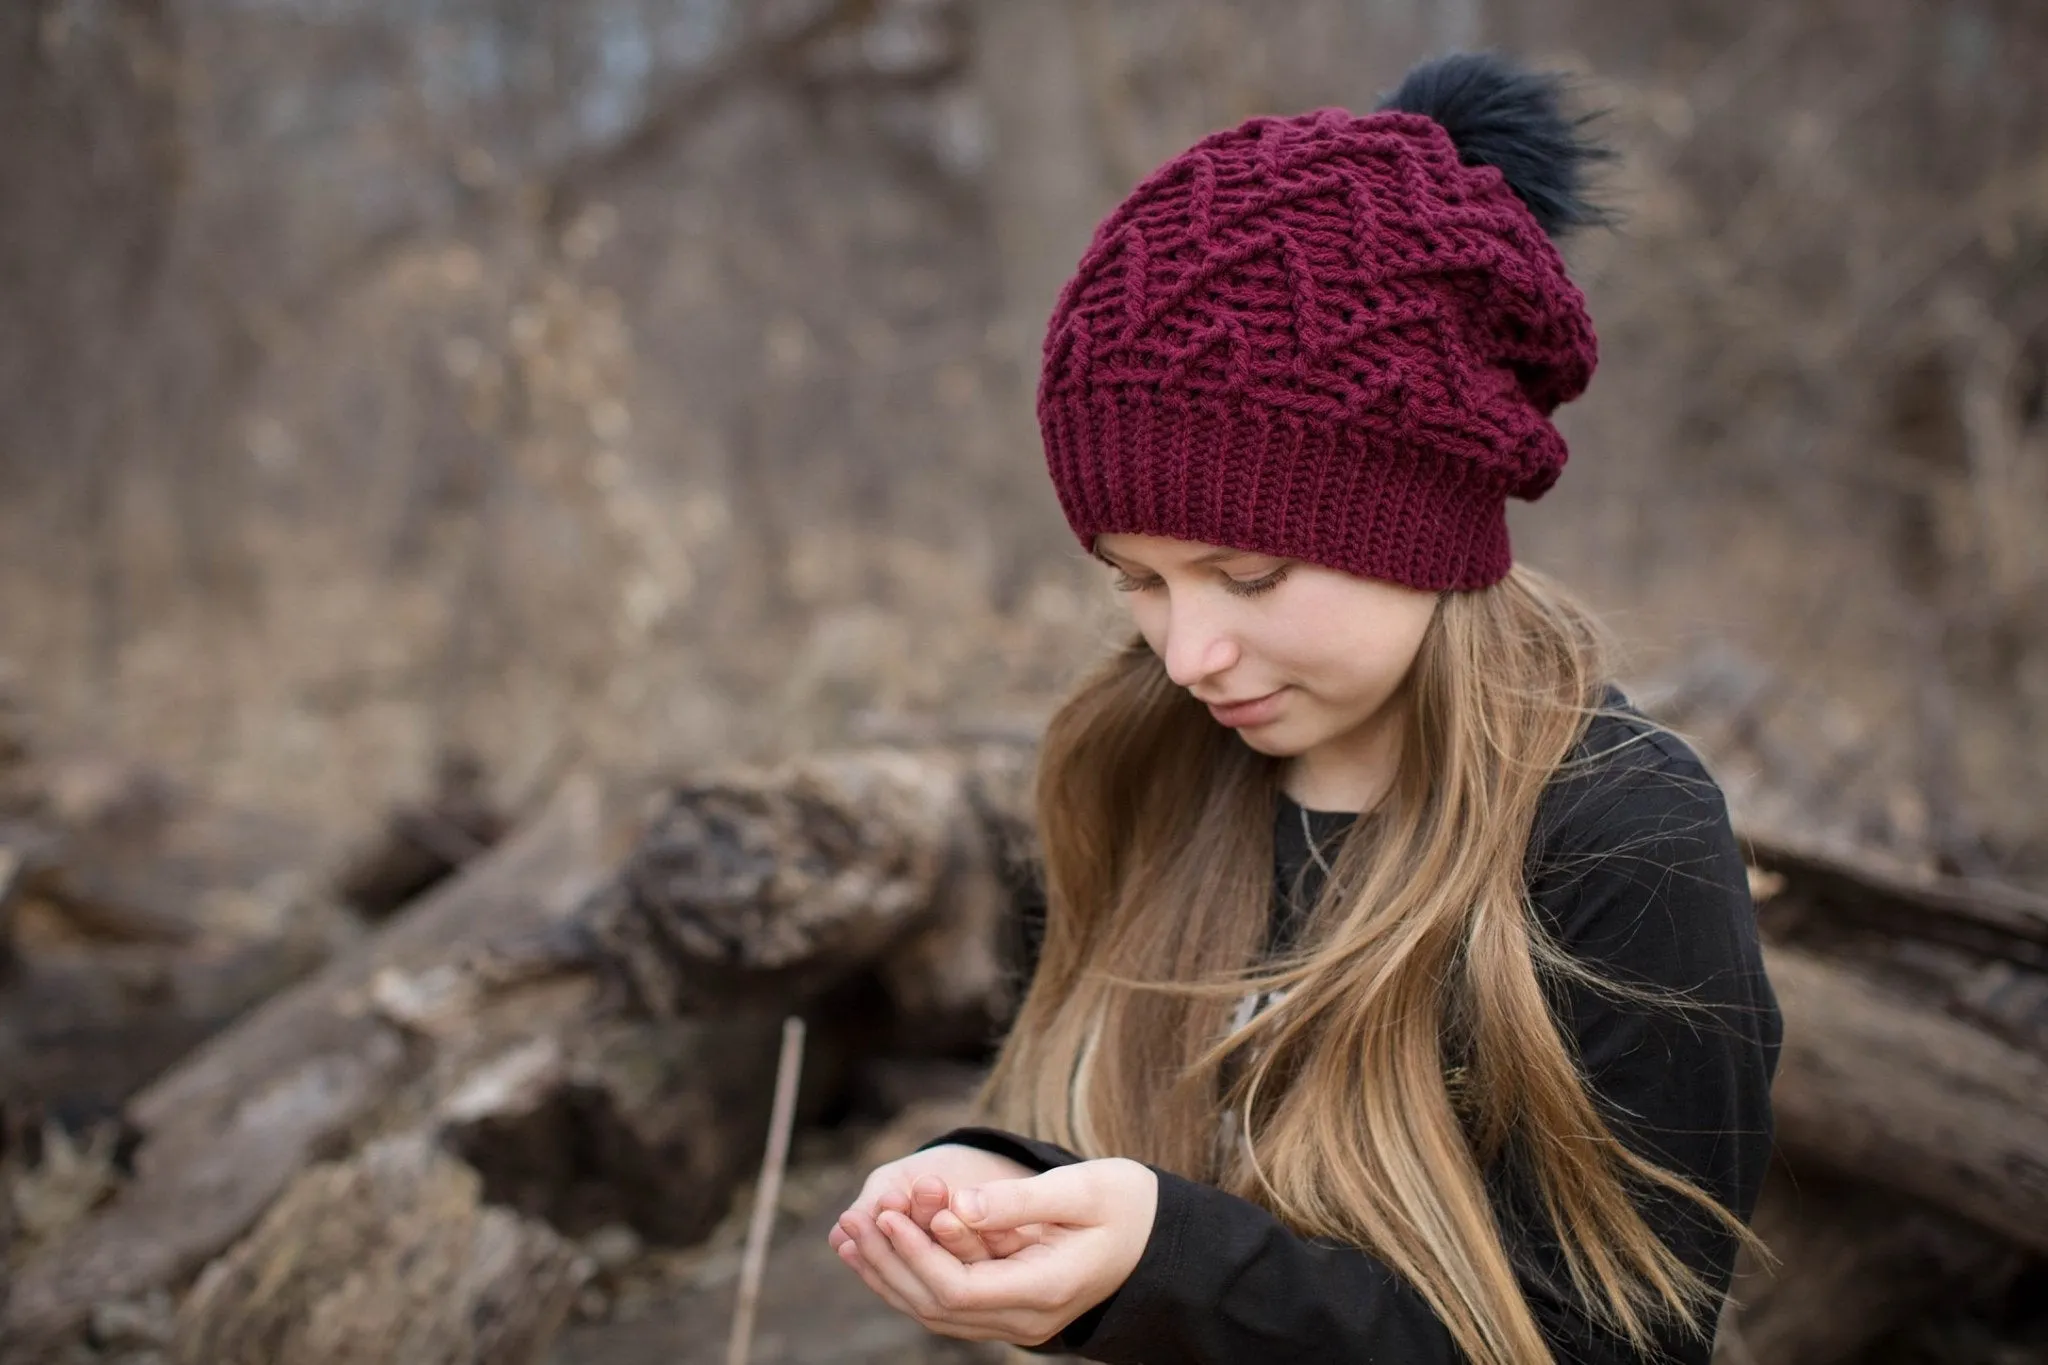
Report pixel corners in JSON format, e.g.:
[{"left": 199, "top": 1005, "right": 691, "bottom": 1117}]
[{"left": 952, "top": 1163, "right": 1101, "bottom": 1232}]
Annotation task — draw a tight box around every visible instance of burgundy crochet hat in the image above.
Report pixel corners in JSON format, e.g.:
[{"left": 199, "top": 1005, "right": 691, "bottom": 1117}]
[{"left": 1038, "top": 53, "right": 1611, "bottom": 591}]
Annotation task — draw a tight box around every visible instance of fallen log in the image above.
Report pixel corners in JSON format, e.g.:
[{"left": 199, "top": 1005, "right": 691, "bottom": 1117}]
[
  {"left": 1764, "top": 942, "right": 2048, "bottom": 1254},
  {"left": 1, "top": 744, "right": 347, "bottom": 1123},
  {"left": 10, "top": 732, "right": 2043, "bottom": 1363},
  {"left": 580, "top": 745, "right": 1032, "bottom": 1059},
  {"left": 1745, "top": 826, "right": 2048, "bottom": 970},
  {"left": 3, "top": 747, "right": 1035, "bottom": 1359},
  {"left": 4, "top": 753, "right": 308, "bottom": 951},
  {"left": 333, "top": 748, "right": 509, "bottom": 920},
  {"left": 1721, "top": 1162, "right": 2017, "bottom": 1365},
  {"left": 0, "top": 921, "right": 340, "bottom": 1126},
  {"left": 1739, "top": 825, "right": 2048, "bottom": 1263},
  {"left": 170, "top": 1133, "right": 586, "bottom": 1365},
  {"left": 1, "top": 776, "right": 618, "bottom": 1352},
  {"left": 436, "top": 1013, "right": 806, "bottom": 1245}
]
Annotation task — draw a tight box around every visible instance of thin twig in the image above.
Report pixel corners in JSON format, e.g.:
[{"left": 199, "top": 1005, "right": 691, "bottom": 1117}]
[{"left": 726, "top": 1016, "right": 807, "bottom": 1365}]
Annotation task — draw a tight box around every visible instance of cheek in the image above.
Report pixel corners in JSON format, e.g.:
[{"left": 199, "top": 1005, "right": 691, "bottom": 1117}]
[
  {"left": 1124, "top": 597, "right": 1169, "bottom": 655},
  {"left": 1296, "top": 615, "right": 1430, "bottom": 700}
]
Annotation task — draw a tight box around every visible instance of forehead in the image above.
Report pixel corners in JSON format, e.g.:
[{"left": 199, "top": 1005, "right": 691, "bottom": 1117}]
[{"left": 1091, "top": 532, "right": 1269, "bottom": 565}]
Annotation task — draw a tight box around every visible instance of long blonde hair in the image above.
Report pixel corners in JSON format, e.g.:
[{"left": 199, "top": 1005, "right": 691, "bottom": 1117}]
[{"left": 977, "top": 564, "right": 1760, "bottom": 1365}]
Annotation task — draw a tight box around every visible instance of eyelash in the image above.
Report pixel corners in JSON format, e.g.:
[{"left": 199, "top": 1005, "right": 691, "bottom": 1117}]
[{"left": 1111, "top": 566, "right": 1291, "bottom": 598}]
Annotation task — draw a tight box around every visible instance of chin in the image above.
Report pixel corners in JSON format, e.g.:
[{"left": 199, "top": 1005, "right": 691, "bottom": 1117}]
[{"left": 1232, "top": 726, "right": 1307, "bottom": 758}]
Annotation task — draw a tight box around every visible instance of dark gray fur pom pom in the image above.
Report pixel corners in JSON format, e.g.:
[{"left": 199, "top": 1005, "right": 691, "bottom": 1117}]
[{"left": 1377, "top": 51, "right": 1615, "bottom": 239}]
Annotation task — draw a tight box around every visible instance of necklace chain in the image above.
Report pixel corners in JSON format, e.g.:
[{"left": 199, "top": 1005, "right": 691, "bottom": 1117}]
[{"left": 1299, "top": 802, "right": 1336, "bottom": 878}]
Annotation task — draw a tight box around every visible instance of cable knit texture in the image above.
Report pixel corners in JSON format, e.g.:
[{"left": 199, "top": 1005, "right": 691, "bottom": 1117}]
[{"left": 1038, "top": 107, "right": 1598, "bottom": 590}]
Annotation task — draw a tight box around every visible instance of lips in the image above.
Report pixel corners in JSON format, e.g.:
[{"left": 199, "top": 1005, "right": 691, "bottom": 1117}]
[{"left": 1203, "top": 688, "right": 1285, "bottom": 728}]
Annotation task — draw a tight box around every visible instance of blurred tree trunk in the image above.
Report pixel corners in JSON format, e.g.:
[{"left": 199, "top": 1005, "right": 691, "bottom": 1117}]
[{"left": 969, "top": 0, "right": 1112, "bottom": 604}]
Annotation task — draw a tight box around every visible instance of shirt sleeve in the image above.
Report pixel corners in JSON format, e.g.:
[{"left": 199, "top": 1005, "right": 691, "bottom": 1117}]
[
  {"left": 923, "top": 735, "right": 1780, "bottom": 1365},
  {"left": 918, "top": 1126, "right": 1457, "bottom": 1361},
  {"left": 1509, "top": 741, "right": 1782, "bottom": 1364}
]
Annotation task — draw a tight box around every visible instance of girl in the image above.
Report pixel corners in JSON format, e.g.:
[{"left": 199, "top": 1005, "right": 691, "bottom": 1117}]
[{"left": 829, "top": 51, "right": 1780, "bottom": 1365}]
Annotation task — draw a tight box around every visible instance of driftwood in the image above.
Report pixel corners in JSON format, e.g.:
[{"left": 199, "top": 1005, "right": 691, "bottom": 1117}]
[
  {"left": 1741, "top": 823, "right": 2048, "bottom": 1251},
  {"left": 0, "top": 741, "right": 345, "bottom": 1124},
  {"left": 435, "top": 1012, "right": 806, "bottom": 1245},
  {"left": 1719, "top": 828, "right": 2048, "bottom": 1362},
  {"left": 9, "top": 730, "right": 2047, "bottom": 1365},
  {"left": 170, "top": 1134, "right": 586, "bottom": 1365},
  {"left": 0, "top": 930, "right": 336, "bottom": 1128},
  {"left": 4, "top": 745, "right": 1035, "bottom": 1362},
  {"left": 333, "top": 748, "right": 509, "bottom": 920},
  {"left": 589, "top": 745, "right": 1030, "bottom": 1017},
  {"left": 1763, "top": 943, "right": 2048, "bottom": 1254},
  {"left": 1723, "top": 1163, "right": 2016, "bottom": 1365},
  {"left": 582, "top": 759, "right": 960, "bottom": 1008},
  {"left": 0, "top": 776, "right": 618, "bottom": 1353},
  {"left": 1747, "top": 826, "right": 2048, "bottom": 973}
]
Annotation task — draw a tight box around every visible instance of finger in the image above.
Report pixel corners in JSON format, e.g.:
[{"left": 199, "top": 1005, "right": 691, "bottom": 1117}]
[
  {"left": 974, "top": 1221, "right": 1049, "bottom": 1258},
  {"left": 835, "top": 1235, "right": 920, "bottom": 1319},
  {"left": 877, "top": 1209, "right": 993, "bottom": 1315},
  {"left": 872, "top": 1211, "right": 1015, "bottom": 1326},
  {"left": 843, "top": 1210, "right": 943, "bottom": 1318},
  {"left": 902, "top": 1228, "right": 1079, "bottom": 1310},
  {"left": 954, "top": 1164, "right": 1102, "bottom": 1234},
  {"left": 929, "top": 1206, "right": 994, "bottom": 1263},
  {"left": 852, "top": 1171, "right": 911, "bottom": 1217},
  {"left": 871, "top": 1217, "right": 1076, "bottom": 1345},
  {"left": 843, "top": 1240, "right": 1010, "bottom": 1346},
  {"left": 910, "top": 1174, "right": 952, "bottom": 1229},
  {"left": 878, "top": 1210, "right": 1071, "bottom": 1323},
  {"left": 837, "top": 1216, "right": 923, "bottom": 1319}
]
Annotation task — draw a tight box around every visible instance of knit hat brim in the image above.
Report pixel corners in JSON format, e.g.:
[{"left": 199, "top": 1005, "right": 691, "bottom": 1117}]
[{"left": 1043, "top": 386, "right": 1519, "bottom": 592}]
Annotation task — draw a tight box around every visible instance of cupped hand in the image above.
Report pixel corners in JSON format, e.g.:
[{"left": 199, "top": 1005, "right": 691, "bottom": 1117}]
[
  {"left": 827, "top": 1144, "right": 1040, "bottom": 1266},
  {"left": 832, "top": 1157, "right": 1159, "bottom": 1347}
]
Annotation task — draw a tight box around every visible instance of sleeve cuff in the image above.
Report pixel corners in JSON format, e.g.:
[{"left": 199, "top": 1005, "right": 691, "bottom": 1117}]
[
  {"left": 1050, "top": 1162, "right": 1187, "bottom": 1361},
  {"left": 914, "top": 1125, "right": 1086, "bottom": 1173}
]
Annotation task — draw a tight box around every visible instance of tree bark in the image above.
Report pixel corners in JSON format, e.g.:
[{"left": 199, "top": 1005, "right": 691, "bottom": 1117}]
[
  {"left": 170, "top": 1134, "right": 586, "bottom": 1365},
  {"left": 1746, "top": 826, "right": 2048, "bottom": 969},
  {"left": 3, "top": 746, "right": 1037, "bottom": 1359},
  {"left": 11, "top": 738, "right": 2048, "bottom": 1362},
  {"left": 1720, "top": 1161, "right": 2017, "bottom": 1365},
  {"left": 1765, "top": 942, "right": 2048, "bottom": 1253},
  {"left": 587, "top": 745, "right": 1033, "bottom": 1040},
  {"left": 2, "top": 776, "right": 616, "bottom": 1352}
]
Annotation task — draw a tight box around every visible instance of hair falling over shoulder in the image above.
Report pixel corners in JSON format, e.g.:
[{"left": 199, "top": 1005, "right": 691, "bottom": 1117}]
[{"left": 975, "top": 565, "right": 1764, "bottom": 1365}]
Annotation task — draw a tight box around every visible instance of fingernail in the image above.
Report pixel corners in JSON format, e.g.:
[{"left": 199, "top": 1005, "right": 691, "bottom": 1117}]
[{"left": 956, "top": 1189, "right": 985, "bottom": 1223}]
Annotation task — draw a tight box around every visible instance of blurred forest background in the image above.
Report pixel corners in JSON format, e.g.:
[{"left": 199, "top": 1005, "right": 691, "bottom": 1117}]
[
  {"left": 2, "top": 1, "right": 2046, "bottom": 1364},
  {"left": 4, "top": 0, "right": 2044, "bottom": 876}
]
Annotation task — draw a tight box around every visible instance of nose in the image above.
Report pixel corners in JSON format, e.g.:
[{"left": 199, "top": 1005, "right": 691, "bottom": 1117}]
[{"left": 1159, "top": 598, "right": 1241, "bottom": 689}]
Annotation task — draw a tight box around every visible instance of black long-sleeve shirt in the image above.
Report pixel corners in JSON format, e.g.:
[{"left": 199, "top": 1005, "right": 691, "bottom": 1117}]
[{"left": 920, "top": 689, "right": 1782, "bottom": 1363}]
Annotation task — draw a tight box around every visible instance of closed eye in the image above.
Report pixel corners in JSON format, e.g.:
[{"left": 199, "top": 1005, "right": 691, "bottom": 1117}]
[
  {"left": 1225, "top": 566, "right": 1290, "bottom": 597},
  {"left": 1109, "top": 566, "right": 1291, "bottom": 597}
]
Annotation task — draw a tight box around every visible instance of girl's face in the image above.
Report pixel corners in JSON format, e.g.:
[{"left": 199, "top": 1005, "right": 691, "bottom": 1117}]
[{"left": 1093, "top": 532, "right": 1440, "bottom": 800}]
